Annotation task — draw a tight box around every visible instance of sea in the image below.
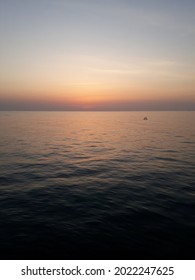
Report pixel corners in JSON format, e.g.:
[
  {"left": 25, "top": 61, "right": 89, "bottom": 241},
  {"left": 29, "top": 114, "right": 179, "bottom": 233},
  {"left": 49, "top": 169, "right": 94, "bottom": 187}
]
[{"left": 0, "top": 111, "right": 195, "bottom": 259}]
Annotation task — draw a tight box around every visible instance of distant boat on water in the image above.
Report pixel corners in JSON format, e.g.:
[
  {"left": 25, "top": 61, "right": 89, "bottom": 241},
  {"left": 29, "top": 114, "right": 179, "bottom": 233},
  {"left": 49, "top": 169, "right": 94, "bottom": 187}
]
[{"left": 143, "top": 116, "right": 148, "bottom": 120}]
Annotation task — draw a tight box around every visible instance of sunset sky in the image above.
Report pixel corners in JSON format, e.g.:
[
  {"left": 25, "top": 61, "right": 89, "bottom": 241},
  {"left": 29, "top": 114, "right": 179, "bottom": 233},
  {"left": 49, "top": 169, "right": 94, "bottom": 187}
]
[{"left": 0, "top": 0, "right": 195, "bottom": 110}]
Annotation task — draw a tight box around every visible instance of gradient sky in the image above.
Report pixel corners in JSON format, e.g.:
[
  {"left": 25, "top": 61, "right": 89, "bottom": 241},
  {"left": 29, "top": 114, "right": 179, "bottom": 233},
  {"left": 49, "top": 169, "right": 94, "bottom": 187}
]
[{"left": 0, "top": 0, "right": 195, "bottom": 110}]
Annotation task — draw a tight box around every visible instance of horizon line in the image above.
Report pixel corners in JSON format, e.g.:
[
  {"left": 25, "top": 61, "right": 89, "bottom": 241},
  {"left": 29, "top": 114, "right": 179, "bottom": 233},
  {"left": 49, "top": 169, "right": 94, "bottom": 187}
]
[{"left": 1, "top": 109, "right": 195, "bottom": 112}]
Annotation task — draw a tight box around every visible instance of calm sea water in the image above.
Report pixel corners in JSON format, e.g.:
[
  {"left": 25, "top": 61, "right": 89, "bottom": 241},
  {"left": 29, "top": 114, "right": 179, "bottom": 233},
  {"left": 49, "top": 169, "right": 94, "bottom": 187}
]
[{"left": 0, "top": 111, "right": 195, "bottom": 259}]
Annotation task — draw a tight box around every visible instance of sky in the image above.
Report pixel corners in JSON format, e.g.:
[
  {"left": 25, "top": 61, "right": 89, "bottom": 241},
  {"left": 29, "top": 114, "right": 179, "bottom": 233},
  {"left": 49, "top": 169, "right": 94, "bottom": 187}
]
[{"left": 0, "top": 0, "right": 195, "bottom": 110}]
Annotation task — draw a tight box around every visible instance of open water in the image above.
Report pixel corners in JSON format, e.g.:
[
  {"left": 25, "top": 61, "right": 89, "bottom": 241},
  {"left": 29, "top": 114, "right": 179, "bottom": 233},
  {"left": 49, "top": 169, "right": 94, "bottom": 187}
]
[{"left": 0, "top": 111, "right": 195, "bottom": 259}]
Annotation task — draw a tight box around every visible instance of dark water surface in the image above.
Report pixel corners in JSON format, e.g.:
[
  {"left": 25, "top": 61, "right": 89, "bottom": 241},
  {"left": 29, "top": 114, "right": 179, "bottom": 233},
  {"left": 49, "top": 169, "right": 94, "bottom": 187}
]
[{"left": 0, "top": 111, "right": 195, "bottom": 259}]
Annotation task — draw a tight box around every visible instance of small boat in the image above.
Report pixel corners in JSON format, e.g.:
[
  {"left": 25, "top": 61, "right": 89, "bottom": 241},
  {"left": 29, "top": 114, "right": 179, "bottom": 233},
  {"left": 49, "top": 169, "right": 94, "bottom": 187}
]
[{"left": 143, "top": 116, "right": 148, "bottom": 120}]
